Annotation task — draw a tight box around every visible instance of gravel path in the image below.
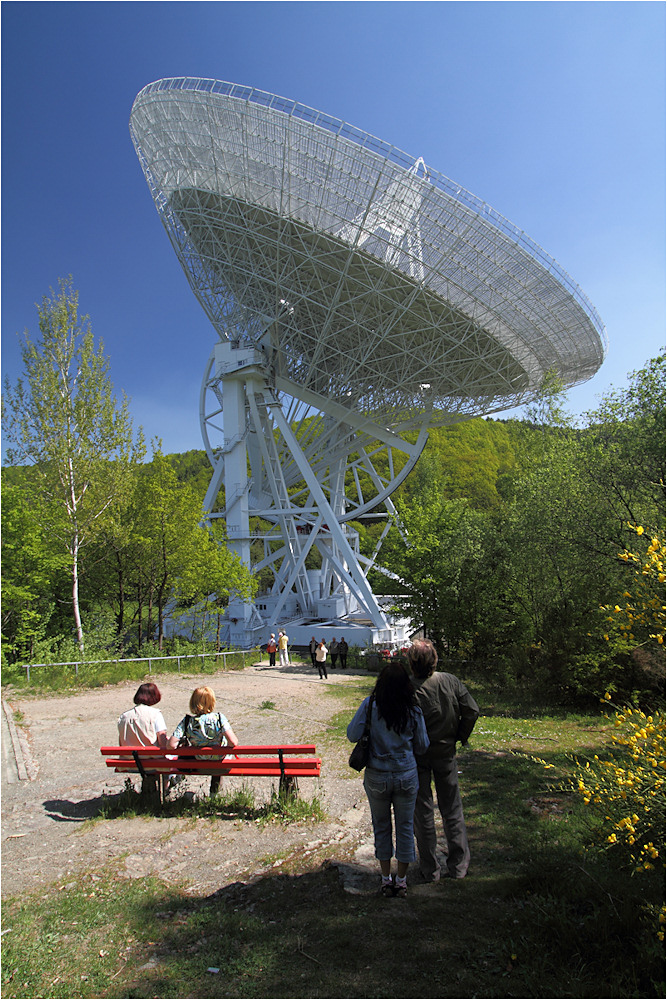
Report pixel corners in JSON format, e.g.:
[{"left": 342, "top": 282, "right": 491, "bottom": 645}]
[{"left": 2, "top": 662, "right": 381, "bottom": 898}]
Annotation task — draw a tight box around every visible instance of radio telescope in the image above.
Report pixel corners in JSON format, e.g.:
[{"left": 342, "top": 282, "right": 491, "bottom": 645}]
[{"left": 130, "top": 77, "right": 607, "bottom": 648}]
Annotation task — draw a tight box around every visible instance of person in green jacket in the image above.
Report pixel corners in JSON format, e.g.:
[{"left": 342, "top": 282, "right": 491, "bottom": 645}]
[{"left": 407, "top": 639, "right": 479, "bottom": 881}]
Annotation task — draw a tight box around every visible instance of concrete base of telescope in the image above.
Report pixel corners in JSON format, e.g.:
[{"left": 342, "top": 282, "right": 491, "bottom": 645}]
[{"left": 163, "top": 598, "right": 413, "bottom": 654}]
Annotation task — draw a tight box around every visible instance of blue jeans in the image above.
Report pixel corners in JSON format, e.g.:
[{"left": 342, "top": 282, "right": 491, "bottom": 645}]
[{"left": 363, "top": 766, "right": 419, "bottom": 863}]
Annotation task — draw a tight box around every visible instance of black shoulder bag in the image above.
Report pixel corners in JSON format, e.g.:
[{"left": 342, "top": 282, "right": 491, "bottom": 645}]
[
  {"left": 177, "top": 714, "right": 192, "bottom": 747},
  {"left": 348, "top": 694, "right": 374, "bottom": 771}
]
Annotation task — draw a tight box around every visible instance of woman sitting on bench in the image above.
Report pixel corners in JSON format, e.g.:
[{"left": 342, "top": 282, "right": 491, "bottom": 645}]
[
  {"left": 118, "top": 682, "right": 169, "bottom": 798},
  {"left": 168, "top": 686, "right": 239, "bottom": 796}
]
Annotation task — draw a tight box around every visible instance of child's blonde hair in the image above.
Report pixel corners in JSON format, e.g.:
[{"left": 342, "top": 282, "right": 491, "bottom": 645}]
[{"left": 189, "top": 686, "right": 216, "bottom": 715}]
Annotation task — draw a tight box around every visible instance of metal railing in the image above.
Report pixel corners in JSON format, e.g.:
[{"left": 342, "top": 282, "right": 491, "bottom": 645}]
[{"left": 21, "top": 648, "right": 259, "bottom": 683}]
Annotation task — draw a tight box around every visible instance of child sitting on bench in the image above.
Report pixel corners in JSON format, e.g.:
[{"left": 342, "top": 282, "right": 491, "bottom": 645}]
[{"left": 168, "top": 686, "right": 239, "bottom": 796}]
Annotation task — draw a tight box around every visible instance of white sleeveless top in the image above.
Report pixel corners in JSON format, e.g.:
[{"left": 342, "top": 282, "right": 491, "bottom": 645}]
[{"left": 118, "top": 703, "right": 167, "bottom": 746}]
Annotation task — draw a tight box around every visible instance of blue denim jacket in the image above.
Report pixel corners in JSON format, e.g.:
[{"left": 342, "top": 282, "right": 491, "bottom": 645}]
[{"left": 347, "top": 697, "right": 429, "bottom": 772}]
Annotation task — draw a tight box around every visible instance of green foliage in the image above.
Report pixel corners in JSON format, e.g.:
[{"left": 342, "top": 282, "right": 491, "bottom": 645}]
[
  {"left": 164, "top": 448, "right": 212, "bottom": 497},
  {"left": 415, "top": 416, "right": 518, "bottom": 509},
  {"left": 0, "top": 479, "right": 69, "bottom": 660},
  {"left": 382, "top": 353, "right": 666, "bottom": 705},
  {"left": 2, "top": 278, "right": 145, "bottom": 652},
  {"left": 98, "top": 779, "right": 325, "bottom": 826},
  {"left": 571, "top": 702, "right": 665, "bottom": 877},
  {"left": 585, "top": 350, "right": 665, "bottom": 525},
  {"left": 379, "top": 469, "right": 485, "bottom": 653}
]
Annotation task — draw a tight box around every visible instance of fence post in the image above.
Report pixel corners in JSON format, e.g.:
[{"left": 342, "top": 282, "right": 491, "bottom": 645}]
[
  {"left": 24, "top": 664, "right": 30, "bottom": 683},
  {"left": 75, "top": 662, "right": 79, "bottom": 677},
  {"left": 148, "top": 659, "right": 151, "bottom": 674}
]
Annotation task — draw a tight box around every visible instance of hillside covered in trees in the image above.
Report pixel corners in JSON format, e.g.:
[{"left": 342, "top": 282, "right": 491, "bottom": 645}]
[{"left": 2, "top": 280, "right": 663, "bottom": 707}]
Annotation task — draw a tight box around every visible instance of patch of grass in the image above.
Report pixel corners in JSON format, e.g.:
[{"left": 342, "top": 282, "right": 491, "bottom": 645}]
[
  {"left": 96, "top": 780, "right": 325, "bottom": 828},
  {"left": 4, "top": 830, "right": 659, "bottom": 999},
  {"left": 258, "top": 788, "right": 326, "bottom": 825},
  {"left": 2, "top": 650, "right": 258, "bottom": 695},
  {"left": 259, "top": 700, "right": 275, "bottom": 710},
  {"left": 324, "top": 677, "right": 374, "bottom": 702}
]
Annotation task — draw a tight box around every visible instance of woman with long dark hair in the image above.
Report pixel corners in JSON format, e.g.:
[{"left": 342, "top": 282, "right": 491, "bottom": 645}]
[{"left": 347, "top": 661, "right": 429, "bottom": 897}]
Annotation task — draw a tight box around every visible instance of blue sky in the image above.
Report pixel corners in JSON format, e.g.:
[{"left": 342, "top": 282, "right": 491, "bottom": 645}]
[{"left": 2, "top": 1, "right": 665, "bottom": 456}]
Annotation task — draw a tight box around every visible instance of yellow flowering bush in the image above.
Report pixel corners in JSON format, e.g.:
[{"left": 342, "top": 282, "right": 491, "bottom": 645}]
[
  {"left": 573, "top": 703, "right": 665, "bottom": 877},
  {"left": 601, "top": 524, "right": 666, "bottom": 649}
]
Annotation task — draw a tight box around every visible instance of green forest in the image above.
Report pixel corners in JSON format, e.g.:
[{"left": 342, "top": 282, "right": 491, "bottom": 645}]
[{"left": 2, "top": 281, "right": 665, "bottom": 709}]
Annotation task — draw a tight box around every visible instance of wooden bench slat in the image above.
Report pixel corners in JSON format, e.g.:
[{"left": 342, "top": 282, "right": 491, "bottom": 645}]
[
  {"left": 108, "top": 766, "right": 320, "bottom": 776},
  {"left": 104, "top": 758, "right": 320, "bottom": 770}
]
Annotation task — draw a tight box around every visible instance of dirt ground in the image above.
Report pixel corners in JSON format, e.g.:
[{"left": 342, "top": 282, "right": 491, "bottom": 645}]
[{"left": 1, "top": 661, "right": 382, "bottom": 899}]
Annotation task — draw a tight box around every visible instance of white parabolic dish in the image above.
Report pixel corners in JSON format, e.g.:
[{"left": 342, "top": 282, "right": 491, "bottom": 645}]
[
  {"left": 130, "top": 77, "right": 607, "bottom": 427},
  {"left": 130, "top": 78, "right": 608, "bottom": 647}
]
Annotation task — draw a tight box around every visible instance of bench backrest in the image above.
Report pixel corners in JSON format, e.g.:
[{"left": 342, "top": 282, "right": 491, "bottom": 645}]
[
  {"left": 100, "top": 744, "right": 321, "bottom": 778},
  {"left": 100, "top": 744, "right": 317, "bottom": 757}
]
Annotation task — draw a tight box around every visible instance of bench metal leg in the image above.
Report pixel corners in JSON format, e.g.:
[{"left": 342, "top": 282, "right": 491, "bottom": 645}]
[
  {"left": 132, "top": 752, "right": 163, "bottom": 806},
  {"left": 279, "top": 774, "right": 299, "bottom": 798},
  {"left": 140, "top": 774, "right": 161, "bottom": 806},
  {"left": 277, "top": 749, "right": 298, "bottom": 798}
]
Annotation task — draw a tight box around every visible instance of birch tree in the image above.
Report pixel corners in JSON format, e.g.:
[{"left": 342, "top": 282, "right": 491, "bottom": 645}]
[{"left": 2, "top": 278, "right": 144, "bottom": 652}]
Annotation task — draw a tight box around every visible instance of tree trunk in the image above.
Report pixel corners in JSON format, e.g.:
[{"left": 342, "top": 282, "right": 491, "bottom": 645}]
[
  {"left": 147, "top": 576, "right": 154, "bottom": 646},
  {"left": 137, "top": 582, "right": 143, "bottom": 649},
  {"left": 71, "top": 534, "right": 85, "bottom": 653},
  {"left": 157, "top": 574, "right": 168, "bottom": 651},
  {"left": 66, "top": 451, "right": 85, "bottom": 654},
  {"left": 115, "top": 553, "right": 125, "bottom": 651}
]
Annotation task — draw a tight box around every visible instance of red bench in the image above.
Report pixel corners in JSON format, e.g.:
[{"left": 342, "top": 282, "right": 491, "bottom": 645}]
[{"left": 100, "top": 743, "right": 321, "bottom": 800}]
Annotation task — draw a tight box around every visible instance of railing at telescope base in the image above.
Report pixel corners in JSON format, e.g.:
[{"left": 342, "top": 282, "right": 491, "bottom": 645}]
[{"left": 21, "top": 648, "right": 259, "bottom": 684}]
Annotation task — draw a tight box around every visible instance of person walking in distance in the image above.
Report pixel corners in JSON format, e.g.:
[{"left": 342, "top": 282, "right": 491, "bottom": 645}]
[
  {"left": 338, "top": 637, "right": 349, "bottom": 669},
  {"left": 266, "top": 633, "right": 277, "bottom": 667},
  {"left": 315, "top": 639, "right": 328, "bottom": 679},
  {"left": 329, "top": 637, "right": 339, "bottom": 669},
  {"left": 407, "top": 639, "right": 479, "bottom": 881},
  {"left": 309, "top": 636, "right": 318, "bottom": 670},
  {"left": 278, "top": 630, "right": 290, "bottom": 666}
]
